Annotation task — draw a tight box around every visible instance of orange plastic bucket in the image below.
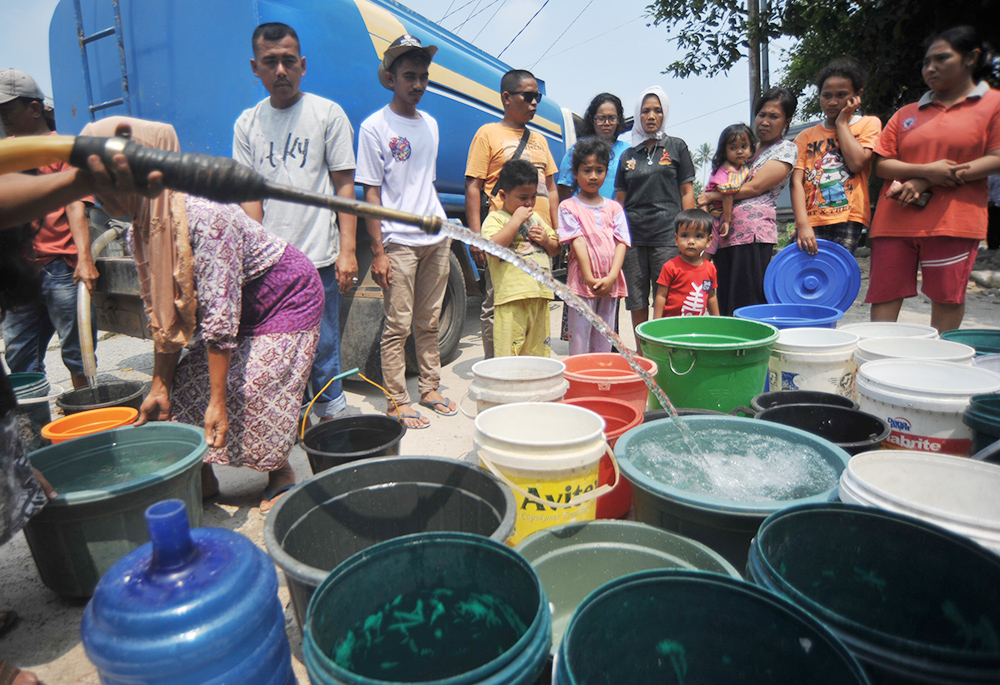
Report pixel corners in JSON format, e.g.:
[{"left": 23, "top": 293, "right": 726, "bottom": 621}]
[
  {"left": 42, "top": 407, "right": 139, "bottom": 444},
  {"left": 562, "top": 353, "right": 658, "bottom": 413},
  {"left": 562, "top": 397, "right": 642, "bottom": 519}
]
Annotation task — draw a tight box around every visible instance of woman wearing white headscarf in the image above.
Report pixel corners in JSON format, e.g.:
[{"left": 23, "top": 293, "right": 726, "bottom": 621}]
[{"left": 614, "top": 86, "right": 695, "bottom": 348}]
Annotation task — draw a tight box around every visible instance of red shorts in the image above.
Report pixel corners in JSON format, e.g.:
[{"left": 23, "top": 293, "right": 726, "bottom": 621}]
[{"left": 866, "top": 236, "right": 978, "bottom": 305}]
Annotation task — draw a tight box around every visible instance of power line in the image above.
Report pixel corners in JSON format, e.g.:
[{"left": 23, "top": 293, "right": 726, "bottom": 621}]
[
  {"left": 497, "top": 0, "right": 551, "bottom": 59},
  {"left": 530, "top": 0, "right": 594, "bottom": 69},
  {"left": 534, "top": 15, "right": 644, "bottom": 63},
  {"left": 472, "top": 0, "right": 509, "bottom": 42},
  {"left": 457, "top": 0, "right": 506, "bottom": 35},
  {"left": 669, "top": 99, "right": 749, "bottom": 129},
  {"left": 453, "top": 0, "right": 483, "bottom": 32},
  {"left": 440, "top": 0, "right": 479, "bottom": 24},
  {"left": 438, "top": 0, "right": 458, "bottom": 22}
]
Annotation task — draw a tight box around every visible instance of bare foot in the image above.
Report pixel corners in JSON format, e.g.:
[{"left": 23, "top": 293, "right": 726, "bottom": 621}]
[
  {"left": 260, "top": 461, "right": 296, "bottom": 513},
  {"left": 201, "top": 463, "right": 220, "bottom": 500},
  {"left": 387, "top": 403, "right": 430, "bottom": 429}
]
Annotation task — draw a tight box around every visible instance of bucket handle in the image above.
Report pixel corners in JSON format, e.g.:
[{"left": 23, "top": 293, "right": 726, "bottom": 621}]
[
  {"left": 459, "top": 391, "right": 478, "bottom": 419},
  {"left": 667, "top": 348, "right": 697, "bottom": 376},
  {"left": 478, "top": 443, "right": 620, "bottom": 509}
]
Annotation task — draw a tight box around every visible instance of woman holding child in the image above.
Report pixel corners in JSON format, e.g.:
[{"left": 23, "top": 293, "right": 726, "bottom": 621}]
[{"left": 700, "top": 88, "right": 799, "bottom": 316}]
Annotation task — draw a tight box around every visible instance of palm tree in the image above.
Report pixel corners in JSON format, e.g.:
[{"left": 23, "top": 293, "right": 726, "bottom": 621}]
[{"left": 693, "top": 142, "right": 714, "bottom": 187}]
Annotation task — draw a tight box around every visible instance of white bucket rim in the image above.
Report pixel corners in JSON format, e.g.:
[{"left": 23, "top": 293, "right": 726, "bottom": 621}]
[
  {"left": 838, "top": 322, "right": 939, "bottom": 339},
  {"left": 15, "top": 384, "right": 66, "bottom": 405},
  {"left": 856, "top": 337, "right": 977, "bottom": 362},
  {"left": 468, "top": 378, "right": 569, "bottom": 404},
  {"left": 840, "top": 450, "right": 1000, "bottom": 544},
  {"left": 474, "top": 402, "right": 606, "bottom": 446},
  {"left": 858, "top": 359, "right": 1000, "bottom": 399},
  {"left": 471, "top": 356, "right": 566, "bottom": 382},
  {"left": 774, "top": 327, "right": 859, "bottom": 352}
]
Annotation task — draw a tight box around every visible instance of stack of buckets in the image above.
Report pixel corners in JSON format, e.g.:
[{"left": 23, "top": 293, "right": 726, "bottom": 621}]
[{"left": 10, "top": 372, "right": 62, "bottom": 450}]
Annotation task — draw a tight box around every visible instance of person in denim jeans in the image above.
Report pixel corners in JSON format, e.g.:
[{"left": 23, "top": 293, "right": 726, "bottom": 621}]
[{"left": 0, "top": 68, "right": 97, "bottom": 388}]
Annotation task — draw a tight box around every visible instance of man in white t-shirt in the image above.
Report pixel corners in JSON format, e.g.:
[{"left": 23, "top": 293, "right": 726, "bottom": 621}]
[
  {"left": 355, "top": 35, "right": 456, "bottom": 429},
  {"left": 233, "top": 22, "right": 357, "bottom": 509}
]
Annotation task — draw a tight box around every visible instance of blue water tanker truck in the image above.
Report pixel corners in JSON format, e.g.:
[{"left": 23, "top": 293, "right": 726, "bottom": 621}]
[{"left": 48, "top": 0, "right": 573, "bottom": 375}]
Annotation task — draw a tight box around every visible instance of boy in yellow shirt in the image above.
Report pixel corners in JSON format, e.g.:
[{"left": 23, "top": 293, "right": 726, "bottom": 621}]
[{"left": 481, "top": 159, "right": 561, "bottom": 356}]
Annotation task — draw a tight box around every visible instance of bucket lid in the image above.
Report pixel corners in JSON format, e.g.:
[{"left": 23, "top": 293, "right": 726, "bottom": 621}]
[
  {"left": 774, "top": 327, "right": 859, "bottom": 352},
  {"left": 839, "top": 322, "right": 939, "bottom": 340},
  {"left": 856, "top": 336, "right": 977, "bottom": 362},
  {"left": 764, "top": 239, "right": 860, "bottom": 312}
]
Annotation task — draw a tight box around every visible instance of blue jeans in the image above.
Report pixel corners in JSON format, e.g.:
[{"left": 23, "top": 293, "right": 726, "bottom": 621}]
[
  {"left": 2, "top": 258, "right": 96, "bottom": 378},
  {"left": 308, "top": 264, "right": 346, "bottom": 418}
]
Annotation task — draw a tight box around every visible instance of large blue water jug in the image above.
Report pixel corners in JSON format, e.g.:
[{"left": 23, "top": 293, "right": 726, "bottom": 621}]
[{"left": 81, "top": 499, "right": 294, "bottom": 684}]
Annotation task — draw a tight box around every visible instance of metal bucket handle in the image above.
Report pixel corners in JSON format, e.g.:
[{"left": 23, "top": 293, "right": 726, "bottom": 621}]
[
  {"left": 667, "top": 347, "right": 697, "bottom": 376},
  {"left": 478, "top": 443, "right": 619, "bottom": 509}
]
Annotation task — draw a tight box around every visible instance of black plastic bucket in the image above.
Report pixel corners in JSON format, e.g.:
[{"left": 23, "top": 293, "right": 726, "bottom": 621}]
[
  {"left": 756, "top": 404, "right": 890, "bottom": 455},
  {"left": 302, "top": 414, "right": 405, "bottom": 474},
  {"left": 748, "top": 504, "right": 1000, "bottom": 684},
  {"left": 751, "top": 389, "right": 858, "bottom": 414},
  {"left": 554, "top": 569, "right": 870, "bottom": 684},
  {"left": 263, "top": 456, "right": 516, "bottom": 632},
  {"left": 57, "top": 381, "right": 145, "bottom": 416}
]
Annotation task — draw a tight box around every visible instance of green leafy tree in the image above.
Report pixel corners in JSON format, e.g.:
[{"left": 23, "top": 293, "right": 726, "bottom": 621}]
[{"left": 645, "top": 0, "right": 998, "bottom": 122}]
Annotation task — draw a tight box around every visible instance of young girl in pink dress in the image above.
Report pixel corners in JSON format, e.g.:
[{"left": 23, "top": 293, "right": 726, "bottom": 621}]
[
  {"left": 706, "top": 123, "right": 757, "bottom": 245},
  {"left": 557, "top": 137, "right": 631, "bottom": 355}
]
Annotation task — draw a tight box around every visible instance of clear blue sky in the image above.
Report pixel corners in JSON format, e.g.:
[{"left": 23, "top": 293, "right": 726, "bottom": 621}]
[{"left": 1, "top": 0, "right": 794, "bottom": 176}]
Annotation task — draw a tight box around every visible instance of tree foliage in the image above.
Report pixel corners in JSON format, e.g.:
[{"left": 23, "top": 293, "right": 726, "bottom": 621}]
[{"left": 645, "top": 0, "right": 998, "bottom": 122}]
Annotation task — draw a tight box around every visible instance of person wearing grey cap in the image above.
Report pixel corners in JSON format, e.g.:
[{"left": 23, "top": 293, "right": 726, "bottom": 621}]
[
  {"left": 0, "top": 68, "right": 100, "bottom": 392},
  {"left": 356, "top": 35, "right": 457, "bottom": 428}
]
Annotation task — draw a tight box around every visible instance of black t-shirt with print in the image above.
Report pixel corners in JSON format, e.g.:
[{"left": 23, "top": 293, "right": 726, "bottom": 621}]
[{"left": 614, "top": 136, "right": 695, "bottom": 246}]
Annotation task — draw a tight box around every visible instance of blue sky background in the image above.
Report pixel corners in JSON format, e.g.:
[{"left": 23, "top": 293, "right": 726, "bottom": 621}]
[{"left": 1, "top": 0, "right": 796, "bottom": 179}]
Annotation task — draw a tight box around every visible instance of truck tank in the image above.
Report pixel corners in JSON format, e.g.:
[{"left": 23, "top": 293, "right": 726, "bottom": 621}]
[{"left": 49, "top": 0, "right": 572, "bottom": 377}]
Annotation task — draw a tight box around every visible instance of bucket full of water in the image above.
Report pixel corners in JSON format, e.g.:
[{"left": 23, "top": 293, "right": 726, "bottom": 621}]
[
  {"left": 474, "top": 402, "right": 614, "bottom": 545},
  {"left": 636, "top": 317, "right": 779, "bottom": 413},
  {"left": 302, "top": 414, "right": 405, "bottom": 474},
  {"left": 464, "top": 356, "right": 568, "bottom": 415},
  {"left": 756, "top": 404, "right": 890, "bottom": 456},
  {"left": 561, "top": 397, "right": 642, "bottom": 519},
  {"left": 82, "top": 500, "right": 294, "bottom": 684},
  {"left": 748, "top": 504, "right": 1000, "bottom": 684},
  {"left": 25, "top": 424, "right": 206, "bottom": 596},
  {"left": 514, "top": 521, "right": 740, "bottom": 656},
  {"left": 553, "top": 569, "right": 870, "bottom": 684},
  {"left": 768, "top": 327, "right": 859, "bottom": 397},
  {"left": 562, "top": 353, "right": 657, "bottom": 412},
  {"left": 839, "top": 449, "right": 1000, "bottom": 554},
  {"left": 57, "top": 380, "right": 145, "bottom": 415},
  {"left": 264, "top": 456, "right": 516, "bottom": 632},
  {"left": 856, "top": 360, "right": 1000, "bottom": 456},
  {"left": 616, "top": 415, "right": 850, "bottom": 568},
  {"left": 304, "top": 532, "right": 552, "bottom": 685}
]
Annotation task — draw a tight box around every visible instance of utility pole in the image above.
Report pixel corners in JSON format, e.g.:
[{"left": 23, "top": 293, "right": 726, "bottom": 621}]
[
  {"left": 747, "top": 0, "right": 761, "bottom": 120},
  {"left": 761, "top": 0, "right": 770, "bottom": 92}
]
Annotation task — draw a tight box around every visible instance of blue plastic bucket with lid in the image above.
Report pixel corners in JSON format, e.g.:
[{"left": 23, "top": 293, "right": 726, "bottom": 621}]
[
  {"left": 764, "top": 239, "right": 861, "bottom": 313},
  {"left": 735, "top": 303, "right": 844, "bottom": 329}
]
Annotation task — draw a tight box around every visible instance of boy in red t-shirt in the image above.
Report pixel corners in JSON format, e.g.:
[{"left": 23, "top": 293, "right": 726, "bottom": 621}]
[{"left": 653, "top": 209, "right": 719, "bottom": 318}]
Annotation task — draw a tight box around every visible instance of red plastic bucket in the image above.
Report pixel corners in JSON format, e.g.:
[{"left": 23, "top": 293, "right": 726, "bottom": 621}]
[
  {"left": 562, "top": 396, "right": 642, "bottom": 519},
  {"left": 562, "top": 353, "right": 658, "bottom": 413}
]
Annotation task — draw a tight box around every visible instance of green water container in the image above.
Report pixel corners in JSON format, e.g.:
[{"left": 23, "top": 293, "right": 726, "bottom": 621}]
[
  {"left": 636, "top": 317, "right": 779, "bottom": 413},
  {"left": 25, "top": 424, "right": 206, "bottom": 597}
]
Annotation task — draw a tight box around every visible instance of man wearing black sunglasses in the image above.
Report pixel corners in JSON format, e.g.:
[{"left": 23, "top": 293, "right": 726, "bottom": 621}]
[{"left": 465, "top": 69, "right": 559, "bottom": 358}]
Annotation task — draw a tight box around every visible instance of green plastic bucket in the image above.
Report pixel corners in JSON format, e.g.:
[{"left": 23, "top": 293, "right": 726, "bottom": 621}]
[
  {"left": 25, "top": 424, "right": 206, "bottom": 597},
  {"left": 304, "top": 532, "right": 551, "bottom": 685},
  {"left": 636, "top": 316, "right": 779, "bottom": 413},
  {"left": 748, "top": 504, "right": 1000, "bottom": 684},
  {"left": 615, "top": 415, "right": 850, "bottom": 568},
  {"left": 963, "top": 393, "right": 1000, "bottom": 456},
  {"left": 554, "top": 570, "right": 871, "bottom": 684},
  {"left": 941, "top": 329, "right": 1000, "bottom": 355},
  {"left": 514, "top": 520, "right": 740, "bottom": 655}
]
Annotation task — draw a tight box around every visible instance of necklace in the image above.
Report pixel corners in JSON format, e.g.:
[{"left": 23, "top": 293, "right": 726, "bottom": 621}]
[{"left": 645, "top": 143, "right": 656, "bottom": 166}]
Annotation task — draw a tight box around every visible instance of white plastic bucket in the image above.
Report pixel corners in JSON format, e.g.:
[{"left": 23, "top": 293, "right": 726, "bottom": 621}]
[
  {"left": 839, "top": 449, "right": 1000, "bottom": 554},
  {"left": 474, "top": 402, "right": 614, "bottom": 545},
  {"left": 974, "top": 353, "right": 1000, "bottom": 375},
  {"left": 855, "top": 360, "right": 1000, "bottom": 456},
  {"left": 854, "top": 337, "right": 976, "bottom": 368},
  {"left": 465, "top": 356, "right": 569, "bottom": 415},
  {"left": 767, "top": 327, "right": 859, "bottom": 398},
  {"left": 838, "top": 322, "right": 939, "bottom": 340}
]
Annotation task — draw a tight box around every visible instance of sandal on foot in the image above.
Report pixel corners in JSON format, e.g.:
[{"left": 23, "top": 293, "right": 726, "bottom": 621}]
[
  {"left": 389, "top": 411, "right": 430, "bottom": 429},
  {"left": 260, "top": 483, "right": 296, "bottom": 514},
  {"left": 418, "top": 397, "right": 458, "bottom": 417}
]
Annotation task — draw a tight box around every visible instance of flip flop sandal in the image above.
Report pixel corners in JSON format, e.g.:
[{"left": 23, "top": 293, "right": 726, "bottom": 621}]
[
  {"left": 418, "top": 398, "right": 458, "bottom": 417},
  {"left": 389, "top": 411, "right": 430, "bottom": 429},
  {"left": 260, "top": 483, "right": 297, "bottom": 514},
  {"left": 0, "top": 660, "right": 23, "bottom": 685}
]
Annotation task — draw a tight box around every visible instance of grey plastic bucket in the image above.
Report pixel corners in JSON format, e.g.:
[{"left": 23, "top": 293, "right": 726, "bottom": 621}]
[{"left": 264, "top": 456, "right": 516, "bottom": 632}]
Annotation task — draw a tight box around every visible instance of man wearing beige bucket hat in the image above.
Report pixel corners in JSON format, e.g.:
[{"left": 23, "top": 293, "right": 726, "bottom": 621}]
[{"left": 357, "top": 35, "right": 458, "bottom": 429}]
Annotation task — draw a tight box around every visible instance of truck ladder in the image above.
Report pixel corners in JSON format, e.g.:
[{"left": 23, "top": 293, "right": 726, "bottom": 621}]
[{"left": 71, "top": 0, "right": 131, "bottom": 119}]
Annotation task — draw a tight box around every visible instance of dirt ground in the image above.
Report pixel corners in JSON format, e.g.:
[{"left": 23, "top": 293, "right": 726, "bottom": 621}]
[{"left": 1, "top": 247, "right": 997, "bottom": 683}]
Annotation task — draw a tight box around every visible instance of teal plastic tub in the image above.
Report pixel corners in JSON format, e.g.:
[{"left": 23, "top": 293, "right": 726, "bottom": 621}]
[
  {"left": 615, "top": 415, "right": 850, "bottom": 568},
  {"left": 25, "top": 423, "right": 206, "bottom": 597},
  {"left": 941, "top": 329, "right": 1000, "bottom": 356}
]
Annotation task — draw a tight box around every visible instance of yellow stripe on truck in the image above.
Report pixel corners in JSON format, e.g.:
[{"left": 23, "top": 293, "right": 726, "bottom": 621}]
[{"left": 352, "top": 0, "right": 561, "bottom": 137}]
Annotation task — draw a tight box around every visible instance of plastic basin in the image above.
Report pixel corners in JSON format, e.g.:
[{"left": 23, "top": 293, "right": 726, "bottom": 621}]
[
  {"left": 514, "top": 521, "right": 740, "bottom": 655},
  {"left": 302, "top": 414, "right": 405, "bottom": 474},
  {"left": 264, "top": 455, "right": 516, "bottom": 633},
  {"left": 615, "top": 415, "right": 850, "bottom": 568},
  {"left": 25, "top": 424, "right": 206, "bottom": 597},
  {"left": 41, "top": 406, "right": 139, "bottom": 444}
]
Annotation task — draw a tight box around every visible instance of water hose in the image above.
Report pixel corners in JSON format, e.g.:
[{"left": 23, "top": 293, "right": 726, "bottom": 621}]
[
  {"left": 0, "top": 135, "right": 446, "bottom": 235},
  {"left": 76, "top": 223, "right": 127, "bottom": 385}
]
